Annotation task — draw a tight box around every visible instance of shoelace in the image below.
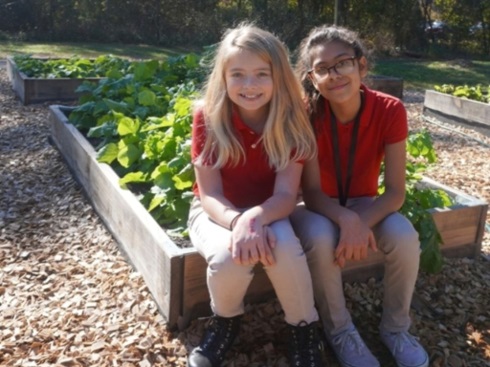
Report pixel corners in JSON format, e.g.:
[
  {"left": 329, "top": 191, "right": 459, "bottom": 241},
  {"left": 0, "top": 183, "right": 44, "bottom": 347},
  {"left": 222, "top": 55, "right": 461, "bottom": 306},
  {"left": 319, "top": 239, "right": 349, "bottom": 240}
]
[
  {"left": 332, "top": 328, "right": 365, "bottom": 354},
  {"left": 388, "top": 331, "right": 419, "bottom": 353}
]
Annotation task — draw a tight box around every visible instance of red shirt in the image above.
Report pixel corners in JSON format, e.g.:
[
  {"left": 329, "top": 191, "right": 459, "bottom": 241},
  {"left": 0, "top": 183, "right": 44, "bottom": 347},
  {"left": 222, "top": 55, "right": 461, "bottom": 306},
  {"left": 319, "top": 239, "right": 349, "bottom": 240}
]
[
  {"left": 315, "top": 85, "right": 407, "bottom": 198},
  {"left": 191, "top": 110, "right": 276, "bottom": 208}
]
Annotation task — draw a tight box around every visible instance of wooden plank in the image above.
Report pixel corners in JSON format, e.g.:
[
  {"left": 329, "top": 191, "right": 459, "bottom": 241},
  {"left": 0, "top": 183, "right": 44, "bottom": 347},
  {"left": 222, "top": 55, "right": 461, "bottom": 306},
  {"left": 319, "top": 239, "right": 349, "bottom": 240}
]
[
  {"left": 424, "top": 89, "right": 490, "bottom": 128},
  {"left": 365, "top": 75, "right": 404, "bottom": 99},
  {"left": 7, "top": 56, "right": 102, "bottom": 105},
  {"left": 49, "top": 105, "right": 184, "bottom": 327}
]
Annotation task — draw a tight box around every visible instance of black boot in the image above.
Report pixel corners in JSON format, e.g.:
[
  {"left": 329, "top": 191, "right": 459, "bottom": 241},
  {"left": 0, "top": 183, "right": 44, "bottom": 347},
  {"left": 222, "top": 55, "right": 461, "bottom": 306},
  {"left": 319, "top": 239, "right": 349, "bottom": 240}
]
[
  {"left": 288, "top": 321, "right": 325, "bottom": 367},
  {"left": 187, "top": 314, "right": 242, "bottom": 367}
]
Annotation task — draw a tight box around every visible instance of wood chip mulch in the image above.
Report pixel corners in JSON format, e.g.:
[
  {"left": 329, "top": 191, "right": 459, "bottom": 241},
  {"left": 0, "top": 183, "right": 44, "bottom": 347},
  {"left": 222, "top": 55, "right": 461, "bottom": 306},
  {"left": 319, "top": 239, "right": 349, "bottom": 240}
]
[{"left": 1, "top": 63, "right": 489, "bottom": 367}]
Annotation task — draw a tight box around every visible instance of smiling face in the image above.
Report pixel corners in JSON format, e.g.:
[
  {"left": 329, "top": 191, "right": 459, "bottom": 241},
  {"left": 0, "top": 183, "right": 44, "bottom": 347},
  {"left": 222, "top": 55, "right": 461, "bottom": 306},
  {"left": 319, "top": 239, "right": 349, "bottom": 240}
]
[
  {"left": 224, "top": 48, "right": 273, "bottom": 125},
  {"left": 308, "top": 40, "right": 367, "bottom": 108}
]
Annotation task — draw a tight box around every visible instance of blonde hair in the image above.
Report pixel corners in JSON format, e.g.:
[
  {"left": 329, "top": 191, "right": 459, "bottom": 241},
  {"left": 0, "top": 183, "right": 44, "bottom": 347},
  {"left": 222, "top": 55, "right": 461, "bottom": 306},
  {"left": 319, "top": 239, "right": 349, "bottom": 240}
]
[{"left": 195, "top": 23, "right": 316, "bottom": 171}]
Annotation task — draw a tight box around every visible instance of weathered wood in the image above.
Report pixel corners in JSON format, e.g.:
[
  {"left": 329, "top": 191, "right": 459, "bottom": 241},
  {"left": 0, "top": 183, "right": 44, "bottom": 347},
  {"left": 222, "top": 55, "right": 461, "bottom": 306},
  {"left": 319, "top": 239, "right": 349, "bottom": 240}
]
[
  {"left": 423, "top": 177, "right": 487, "bottom": 258},
  {"left": 365, "top": 75, "right": 404, "bottom": 99},
  {"left": 7, "top": 57, "right": 102, "bottom": 105},
  {"left": 49, "top": 105, "right": 184, "bottom": 326},
  {"left": 49, "top": 105, "right": 488, "bottom": 329},
  {"left": 424, "top": 90, "right": 490, "bottom": 133}
]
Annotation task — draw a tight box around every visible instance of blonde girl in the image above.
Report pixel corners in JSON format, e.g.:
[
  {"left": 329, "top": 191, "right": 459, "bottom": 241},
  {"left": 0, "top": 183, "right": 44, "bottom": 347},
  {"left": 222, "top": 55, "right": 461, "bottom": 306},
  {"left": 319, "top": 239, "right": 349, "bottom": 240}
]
[{"left": 187, "top": 24, "right": 324, "bottom": 367}]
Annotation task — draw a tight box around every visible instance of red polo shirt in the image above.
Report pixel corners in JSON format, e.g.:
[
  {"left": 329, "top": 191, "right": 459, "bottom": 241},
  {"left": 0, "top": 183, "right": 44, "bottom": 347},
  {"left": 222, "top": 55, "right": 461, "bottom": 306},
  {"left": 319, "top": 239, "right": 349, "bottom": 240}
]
[
  {"left": 315, "top": 85, "right": 407, "bottom": 198},
  {"left": 191, "top": 109, "right": 277, "bottom": 208}
]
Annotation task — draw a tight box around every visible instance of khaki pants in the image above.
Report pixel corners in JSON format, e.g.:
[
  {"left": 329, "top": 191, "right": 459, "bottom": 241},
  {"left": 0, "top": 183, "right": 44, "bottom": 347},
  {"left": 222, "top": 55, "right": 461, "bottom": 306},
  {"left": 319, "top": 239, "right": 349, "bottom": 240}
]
[
  {"left": 188, "top": 199, "right": 319, "bottom": 326},
  {"left": 290, "top": 198, "right": 420, "bottom": 337}
]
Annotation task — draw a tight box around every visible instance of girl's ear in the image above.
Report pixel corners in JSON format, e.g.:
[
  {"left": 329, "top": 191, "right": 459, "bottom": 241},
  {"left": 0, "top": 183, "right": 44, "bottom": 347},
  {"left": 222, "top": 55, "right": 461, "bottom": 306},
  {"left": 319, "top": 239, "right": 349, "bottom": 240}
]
[{"left": 358, "top": 56, "right": 368, "bottom": 78}]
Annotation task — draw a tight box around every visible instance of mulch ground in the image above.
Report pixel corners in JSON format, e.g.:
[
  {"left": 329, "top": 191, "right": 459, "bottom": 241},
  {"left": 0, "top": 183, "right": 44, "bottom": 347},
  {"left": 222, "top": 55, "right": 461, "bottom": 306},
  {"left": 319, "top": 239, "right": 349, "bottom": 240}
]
[{"left": 1, "top": 62, "right": 489, "bottom": 367}]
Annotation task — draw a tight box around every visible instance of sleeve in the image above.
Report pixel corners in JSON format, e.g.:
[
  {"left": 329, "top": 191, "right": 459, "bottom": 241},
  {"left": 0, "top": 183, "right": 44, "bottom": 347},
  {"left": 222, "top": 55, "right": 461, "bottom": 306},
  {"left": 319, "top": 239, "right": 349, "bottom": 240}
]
[{"left": 384, "top": 99, "right": 408, "bottom": 145}]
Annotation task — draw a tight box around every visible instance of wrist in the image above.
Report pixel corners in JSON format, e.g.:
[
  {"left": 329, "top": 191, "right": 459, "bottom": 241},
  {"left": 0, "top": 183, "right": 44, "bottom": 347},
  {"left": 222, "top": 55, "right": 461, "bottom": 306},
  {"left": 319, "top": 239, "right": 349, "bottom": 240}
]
[
  {"left": 337, "top": 209, "right": 359, "bottom": 228},
  {"left": 229, "top": 212, "right": 242, "bottom": 230}
]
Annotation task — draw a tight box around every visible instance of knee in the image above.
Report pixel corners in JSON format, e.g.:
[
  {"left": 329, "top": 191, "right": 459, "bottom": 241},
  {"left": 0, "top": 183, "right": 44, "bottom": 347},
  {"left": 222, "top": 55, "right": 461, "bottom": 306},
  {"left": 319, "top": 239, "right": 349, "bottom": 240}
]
[
  {"left": 292, "top": 213, "right": 337, "bottom": 251},
  {"left": 378, "top": 214, "right": 420, "bottom": 256},
  {"left": 208, "top": 251, "right": 252, "bottom": 278}
]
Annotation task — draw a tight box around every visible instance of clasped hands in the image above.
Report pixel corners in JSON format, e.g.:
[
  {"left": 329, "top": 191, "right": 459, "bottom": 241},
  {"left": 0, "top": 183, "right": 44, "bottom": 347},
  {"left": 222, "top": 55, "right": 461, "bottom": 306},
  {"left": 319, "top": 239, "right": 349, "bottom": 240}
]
[
  {"left": 228, "top": 212, "right": 276, "bottom": 267},
  {"left": 335, "top": 212, "right": 377, "bottom": 268}
]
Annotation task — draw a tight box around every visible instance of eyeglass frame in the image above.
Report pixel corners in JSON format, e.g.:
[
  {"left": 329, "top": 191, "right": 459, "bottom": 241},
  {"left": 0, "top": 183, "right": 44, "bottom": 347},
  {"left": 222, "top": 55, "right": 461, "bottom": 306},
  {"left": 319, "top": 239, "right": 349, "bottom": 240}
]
[{"left": 307, "top": 56, "right": 358, "bottom": 79}]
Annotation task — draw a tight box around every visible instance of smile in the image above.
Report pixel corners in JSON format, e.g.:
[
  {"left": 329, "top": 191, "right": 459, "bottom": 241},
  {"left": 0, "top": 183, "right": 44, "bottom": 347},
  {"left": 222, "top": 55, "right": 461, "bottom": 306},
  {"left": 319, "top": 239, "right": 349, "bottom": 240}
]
[
  {"left": 240, "top": 93, "right": 262, "bottom": 99},
  {"left": 328, "top": 82, "right": 349, "bottom": 91}
]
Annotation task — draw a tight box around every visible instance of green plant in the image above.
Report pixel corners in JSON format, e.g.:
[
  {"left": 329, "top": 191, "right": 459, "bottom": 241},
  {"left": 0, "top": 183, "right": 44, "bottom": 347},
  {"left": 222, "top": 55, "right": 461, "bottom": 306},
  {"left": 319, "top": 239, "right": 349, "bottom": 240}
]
[
  {"left": 434, "top": 83, "right": 490, "bottom": 103},
  {"left": 68, "top": 54, "right": 204, "bottom": 236},
  {"left": 12, "top": 54, "right": 131, "bottom": 78},
  {"left": 380, "top": 130, "right": 453, "bottom": 274}
]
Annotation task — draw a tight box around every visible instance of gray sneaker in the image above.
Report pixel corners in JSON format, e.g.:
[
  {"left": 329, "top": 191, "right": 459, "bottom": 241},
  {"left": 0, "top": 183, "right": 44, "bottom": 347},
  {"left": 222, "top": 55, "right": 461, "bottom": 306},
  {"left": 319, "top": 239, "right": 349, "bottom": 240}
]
[
  {"left": 380, "top": 330, "right": 429, "bottom": 367},
  {"left": 328, "top": 325, "right": 380, "bottom": 367}
]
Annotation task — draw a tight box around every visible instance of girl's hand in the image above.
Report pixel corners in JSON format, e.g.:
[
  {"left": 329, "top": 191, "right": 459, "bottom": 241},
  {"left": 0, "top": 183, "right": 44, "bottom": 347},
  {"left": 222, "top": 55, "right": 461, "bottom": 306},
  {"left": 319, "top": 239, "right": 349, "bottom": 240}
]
[
  {"left": 229, "top": 212, "right": 266, "bottom": 266},
  {"left": 334, "top": 211, "right": 377, "bottom": 268},
  {"left": 260, "top": 225, "right": 276, "bottom": 266}
]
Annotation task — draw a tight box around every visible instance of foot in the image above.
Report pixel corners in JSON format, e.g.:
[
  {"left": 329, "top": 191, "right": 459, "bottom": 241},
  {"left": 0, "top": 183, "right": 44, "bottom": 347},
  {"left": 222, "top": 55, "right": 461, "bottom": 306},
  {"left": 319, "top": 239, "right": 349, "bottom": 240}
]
[
  {"left": 187, "top": 315, "right": 242, "bottom": 367},
  {"left": 327, "top": 325, "right": 380, "bottom": 367},
  {"left": 288, "top": 321, "right": 325, "bottom": 367},
  {"left": 380, "top": 330, "right": 429, "bottom": 367}
]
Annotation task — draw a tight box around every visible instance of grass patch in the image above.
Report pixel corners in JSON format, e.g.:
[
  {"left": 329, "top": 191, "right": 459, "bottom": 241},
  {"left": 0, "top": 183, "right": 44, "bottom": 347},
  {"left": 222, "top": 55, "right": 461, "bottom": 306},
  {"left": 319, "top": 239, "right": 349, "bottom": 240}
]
[
  {"left": 373, "top": 58, "right": 490, "bottom": 91},
  {"left": 0, "top": 41, "right": 200, "bottom": 60}
]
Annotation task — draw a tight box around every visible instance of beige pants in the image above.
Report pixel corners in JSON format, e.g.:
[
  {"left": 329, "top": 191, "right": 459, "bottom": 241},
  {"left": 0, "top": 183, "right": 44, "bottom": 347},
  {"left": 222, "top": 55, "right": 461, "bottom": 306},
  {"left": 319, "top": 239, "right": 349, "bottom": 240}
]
[
  {"left": 290, "top": 198, "right": 420, "bottom": 337},
  {"left": 188, "top": 199, "right": 319, "bottom": 326}
]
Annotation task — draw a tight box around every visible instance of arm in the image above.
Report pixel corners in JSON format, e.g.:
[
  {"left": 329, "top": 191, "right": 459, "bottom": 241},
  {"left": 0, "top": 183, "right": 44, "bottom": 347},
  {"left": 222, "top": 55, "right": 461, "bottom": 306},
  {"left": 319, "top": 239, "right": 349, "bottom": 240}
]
[
  {"left": 194, "top": 164, "right": 242, "bottom": 230},
  {"left": 357, "top": 140, "right": 407, "bottom": 227},
  {"left": 230, "top": 161, "right": 303, "bottom": 266},
  {"left": 301, "top": 157, "right": 376, "bottom": 266},
  {"left": 195, "top": 161, "right": 303, "bottom": 266}
]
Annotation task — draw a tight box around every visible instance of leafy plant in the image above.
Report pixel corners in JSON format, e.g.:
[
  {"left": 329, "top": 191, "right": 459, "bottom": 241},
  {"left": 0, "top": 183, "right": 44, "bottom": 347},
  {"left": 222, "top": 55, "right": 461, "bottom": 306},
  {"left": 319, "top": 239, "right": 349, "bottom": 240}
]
[
  {"left": 68, "top": 54, "right": 204, "bottom": 236},
  {"left": 380, "top": 130, "right": 453, "bottom": 274},
  {"left": 13, "top": 54, "right": 131, "bottom": 78},
  {"left": 434, "top": 83, "right": 490, "bottom": 103}
]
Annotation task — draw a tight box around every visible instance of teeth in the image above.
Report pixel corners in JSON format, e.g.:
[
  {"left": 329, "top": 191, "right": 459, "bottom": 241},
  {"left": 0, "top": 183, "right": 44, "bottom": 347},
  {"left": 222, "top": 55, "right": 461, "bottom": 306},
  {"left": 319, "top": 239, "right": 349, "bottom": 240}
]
[{"left": 241, "top": 94, "right": 259, "bottom": 98}]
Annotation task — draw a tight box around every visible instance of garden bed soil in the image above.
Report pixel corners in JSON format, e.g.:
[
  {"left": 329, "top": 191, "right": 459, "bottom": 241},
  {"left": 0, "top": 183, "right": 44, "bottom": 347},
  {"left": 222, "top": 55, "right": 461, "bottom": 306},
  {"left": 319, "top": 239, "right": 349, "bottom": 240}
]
[
  {"left": 6, "top": 56, "right": 102, "bottom": 105},
  {"left": 49, "top": 104, "right": 488, "bottom": 330}
]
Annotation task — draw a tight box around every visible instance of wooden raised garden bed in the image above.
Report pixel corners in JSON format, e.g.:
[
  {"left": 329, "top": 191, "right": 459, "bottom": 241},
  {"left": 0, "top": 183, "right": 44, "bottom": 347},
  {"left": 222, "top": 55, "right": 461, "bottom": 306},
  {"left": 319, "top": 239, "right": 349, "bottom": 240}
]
[
  {"left": 49, "top": 105, "right": 488, "bottom": 329},
  {"left": 6, "top": 56, "right": 102, "bottom": 105},
  {"left": 424, "top": 90, "right": 490, "bottom": 136},
  {"left": 365, "top": 75, "right": 404, "bottom": 99}
]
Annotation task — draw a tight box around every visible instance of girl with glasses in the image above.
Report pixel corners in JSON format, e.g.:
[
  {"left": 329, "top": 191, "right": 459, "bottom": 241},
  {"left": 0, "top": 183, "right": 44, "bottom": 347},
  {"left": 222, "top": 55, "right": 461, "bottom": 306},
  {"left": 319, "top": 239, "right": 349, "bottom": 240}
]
[{"left": 291, "top": 25, "right": 429, "bottom": 367}]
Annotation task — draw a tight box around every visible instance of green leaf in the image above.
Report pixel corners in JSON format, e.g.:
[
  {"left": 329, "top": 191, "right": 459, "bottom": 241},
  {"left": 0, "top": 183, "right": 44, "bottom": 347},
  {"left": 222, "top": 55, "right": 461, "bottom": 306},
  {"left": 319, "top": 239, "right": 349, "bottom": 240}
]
[
  {"left": 117, "top": 140, "right": 141, "bottom": 168},
  {"left": 117, "top": 116, "right": 140, "bottom": 136},
  {"left": 138, "top": 89, "right": 157, "bottom": 106},
  {"left": 96, "top": 142, "right": 118, "bottom": 164},
  {"left": 119, "top": 171, "right": 148, "bottom": 185},
  {"left": 148, "top": 193, "right": 166, "bottom": 212}
]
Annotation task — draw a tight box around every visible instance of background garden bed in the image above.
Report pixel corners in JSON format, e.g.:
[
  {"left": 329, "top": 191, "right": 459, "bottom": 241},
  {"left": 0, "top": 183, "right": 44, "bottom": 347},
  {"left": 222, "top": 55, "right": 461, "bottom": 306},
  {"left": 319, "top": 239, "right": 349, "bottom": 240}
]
[
  {"left": 6, "top": 56, "right": 102, "bottom": 105},
  {"left": 365, "top": 75, "right": 404, "bottom": 99},
  {"left": 49, "top": 104, "right": 488, "bottom": 329},
  {"left": 424, "top": 89, "right": 490, "bottom": 137}
]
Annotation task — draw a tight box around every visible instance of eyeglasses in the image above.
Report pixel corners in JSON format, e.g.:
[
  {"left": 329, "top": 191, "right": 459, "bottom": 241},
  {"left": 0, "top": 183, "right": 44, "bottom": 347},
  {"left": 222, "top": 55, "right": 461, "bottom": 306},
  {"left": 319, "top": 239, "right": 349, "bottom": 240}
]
[{"left": 308, "top": 56, "right": 357, "bottom": 79}]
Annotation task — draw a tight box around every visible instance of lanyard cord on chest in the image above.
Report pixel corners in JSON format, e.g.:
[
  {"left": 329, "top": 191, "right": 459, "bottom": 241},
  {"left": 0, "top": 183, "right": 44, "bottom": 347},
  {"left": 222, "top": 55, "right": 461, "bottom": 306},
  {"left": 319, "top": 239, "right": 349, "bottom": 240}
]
[{"left": 329, "top": 93, "right": 365, "bottom": 207}]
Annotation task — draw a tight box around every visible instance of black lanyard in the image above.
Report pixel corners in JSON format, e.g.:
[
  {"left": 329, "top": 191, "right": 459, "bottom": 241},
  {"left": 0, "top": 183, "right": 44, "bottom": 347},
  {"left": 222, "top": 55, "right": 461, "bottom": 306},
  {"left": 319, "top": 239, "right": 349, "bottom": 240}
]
[{"left": 329, "top": 95, "right": 364, "bottom": 207}]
